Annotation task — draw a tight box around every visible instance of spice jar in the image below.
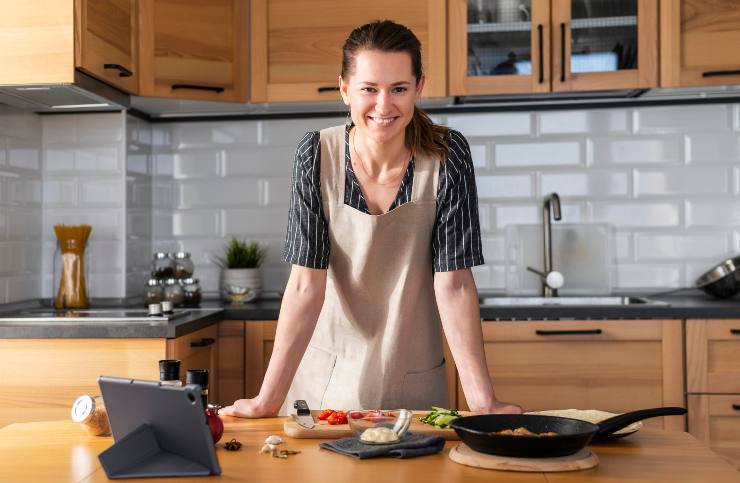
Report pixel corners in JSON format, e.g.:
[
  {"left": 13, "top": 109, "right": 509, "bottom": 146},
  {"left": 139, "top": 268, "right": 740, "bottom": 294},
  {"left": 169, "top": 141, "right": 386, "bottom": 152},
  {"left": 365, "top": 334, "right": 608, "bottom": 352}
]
[
  {"left": 159, "top": 359, "right": 182, "bottom": 386},
  {"left": 173, "top": 252, "right": 194, "bottom": 279},
  {"left": 163, "top": 278, "right": 184, "bottom": 306},
  {"left": 152, "top": 252, "right": 175, "bottom": 280},
  {"left": 181, "top": 278, "right": 202, "bottom": 306},
  {"left": 144, "top": 278, "right": 164, "bottom": 305},
  {"left": 186, "top": 369, "right": 209, "bottom": 408},
  {"left": 71, "top": 395, "right": 110, "bottom": 436}
]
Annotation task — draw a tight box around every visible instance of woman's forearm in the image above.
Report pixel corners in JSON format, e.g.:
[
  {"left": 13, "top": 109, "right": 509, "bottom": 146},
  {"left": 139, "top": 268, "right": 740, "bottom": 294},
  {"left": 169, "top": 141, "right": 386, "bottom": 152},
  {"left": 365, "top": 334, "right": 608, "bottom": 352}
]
[
  {"left": 433, "top": 269, "right": 496, "bottom": 412},
  {"left": 257, "top": 266, "right": 327, "bottom": 412}
]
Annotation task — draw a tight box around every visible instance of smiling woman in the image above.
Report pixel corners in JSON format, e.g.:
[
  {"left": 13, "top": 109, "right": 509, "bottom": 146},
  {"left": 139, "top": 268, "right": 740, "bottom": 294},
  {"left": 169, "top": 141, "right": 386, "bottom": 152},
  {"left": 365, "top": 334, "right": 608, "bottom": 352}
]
[{"left": 220, "top": 20, "right": 521, "bottom": 419}]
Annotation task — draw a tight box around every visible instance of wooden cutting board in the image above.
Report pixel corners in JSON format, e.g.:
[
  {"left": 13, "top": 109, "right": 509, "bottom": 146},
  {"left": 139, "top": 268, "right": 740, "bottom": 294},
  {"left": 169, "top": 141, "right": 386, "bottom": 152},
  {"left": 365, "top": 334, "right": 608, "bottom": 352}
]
[
  {"left": 449, "top": 444, "right": 599, "bottom": 472},
  {"left": 283, "top": 410, "right": 461, "bottom": 440}
]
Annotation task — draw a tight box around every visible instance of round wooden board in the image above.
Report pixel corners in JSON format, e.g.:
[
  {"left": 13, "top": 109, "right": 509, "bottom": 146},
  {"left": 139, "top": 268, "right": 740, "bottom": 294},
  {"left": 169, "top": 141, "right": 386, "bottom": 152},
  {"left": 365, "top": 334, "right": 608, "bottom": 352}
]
[{"left": 449, "top": 444, "right": 599, "bottom": 472}]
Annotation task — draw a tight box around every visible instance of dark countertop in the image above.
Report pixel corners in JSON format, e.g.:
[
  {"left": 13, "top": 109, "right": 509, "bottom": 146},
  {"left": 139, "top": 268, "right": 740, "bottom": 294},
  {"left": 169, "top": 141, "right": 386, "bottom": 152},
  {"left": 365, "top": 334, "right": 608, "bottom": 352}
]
[{"left": 1, "top": 292, "right": 739, "bottom": 338}]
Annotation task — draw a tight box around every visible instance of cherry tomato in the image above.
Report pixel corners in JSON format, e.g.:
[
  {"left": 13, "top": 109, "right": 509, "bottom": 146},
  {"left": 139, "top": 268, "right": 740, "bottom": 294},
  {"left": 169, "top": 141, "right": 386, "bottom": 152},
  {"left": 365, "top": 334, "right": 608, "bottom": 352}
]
[
  {"left": 318, "top": 409, "right": 335, "bottom": 421},
  {"left": 328, "top": 410, "right": 347, "bottom": 425}
]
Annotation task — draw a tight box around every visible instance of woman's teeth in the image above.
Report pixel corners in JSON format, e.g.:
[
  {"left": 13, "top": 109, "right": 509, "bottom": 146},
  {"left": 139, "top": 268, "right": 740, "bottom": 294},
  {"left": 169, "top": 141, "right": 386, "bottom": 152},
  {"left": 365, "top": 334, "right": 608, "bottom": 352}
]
[{"left": 370, "top": 117, "right": 396, "bottom": 126}]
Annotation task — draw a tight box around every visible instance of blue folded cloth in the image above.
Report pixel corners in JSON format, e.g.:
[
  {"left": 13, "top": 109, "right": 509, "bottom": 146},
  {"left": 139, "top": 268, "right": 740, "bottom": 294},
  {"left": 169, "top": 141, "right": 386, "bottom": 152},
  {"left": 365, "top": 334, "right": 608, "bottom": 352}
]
[{"left": 319, "top": 433, "right": 445, "bottom": 459}]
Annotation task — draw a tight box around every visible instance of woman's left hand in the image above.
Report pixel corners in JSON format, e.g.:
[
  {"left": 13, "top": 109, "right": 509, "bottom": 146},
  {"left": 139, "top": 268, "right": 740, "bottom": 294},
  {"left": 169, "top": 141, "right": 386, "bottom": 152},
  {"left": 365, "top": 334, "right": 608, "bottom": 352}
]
[{"left": 474, "top": 400, "right": 524, "bottom": 415}]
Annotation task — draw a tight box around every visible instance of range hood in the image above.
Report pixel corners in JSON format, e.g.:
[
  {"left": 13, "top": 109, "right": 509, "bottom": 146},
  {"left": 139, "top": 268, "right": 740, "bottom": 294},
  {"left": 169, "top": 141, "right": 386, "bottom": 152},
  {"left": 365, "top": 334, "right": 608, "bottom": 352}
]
[{"left": 0, "top": 71, "right": 128, "bottom": 113}]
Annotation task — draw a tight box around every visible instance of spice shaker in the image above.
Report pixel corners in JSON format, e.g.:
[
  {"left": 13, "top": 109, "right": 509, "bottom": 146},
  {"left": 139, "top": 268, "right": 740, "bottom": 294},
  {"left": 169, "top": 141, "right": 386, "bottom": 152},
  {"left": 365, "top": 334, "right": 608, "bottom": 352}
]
[
  {"left": 159, "top": 359, "right": 182, "bottom": 386},
  {"left": 186, "top": 369, "right": 209, "bottom": 408},
  {"left": 173, "top": 252, "right": 194, "bottom": 279},
  {"left": 144, "top": 278, "right": 164, "bottom": 305},
  {"left": 71, "top": 395, "right": 110, "bottom": 436},
  {"left": 152, "top": 252, "right": 175, "bottom": 279},
  {"left": 181, "top": 278, "right": 202, "bottom": 306},
  {"left": 163, "top": 278, "right": 185, "bottom": 306}
]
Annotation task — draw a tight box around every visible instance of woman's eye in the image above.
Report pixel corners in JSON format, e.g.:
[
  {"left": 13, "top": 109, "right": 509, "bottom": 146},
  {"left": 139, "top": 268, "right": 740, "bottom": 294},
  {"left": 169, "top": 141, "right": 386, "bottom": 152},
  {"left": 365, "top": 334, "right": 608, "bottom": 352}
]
[
  {"left": 361, "top": 87, "right": 376, "bottom": 93},
  {"left": 392, "top": 87, "right": 408, "bottom": 93}
]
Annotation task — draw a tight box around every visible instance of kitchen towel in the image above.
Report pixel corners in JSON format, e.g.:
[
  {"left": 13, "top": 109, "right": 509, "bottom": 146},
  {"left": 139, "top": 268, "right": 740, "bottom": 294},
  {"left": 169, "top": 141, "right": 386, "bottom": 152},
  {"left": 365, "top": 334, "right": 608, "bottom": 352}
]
[{"left": 319, "top": 433, "right": 445, "bottom": 459}]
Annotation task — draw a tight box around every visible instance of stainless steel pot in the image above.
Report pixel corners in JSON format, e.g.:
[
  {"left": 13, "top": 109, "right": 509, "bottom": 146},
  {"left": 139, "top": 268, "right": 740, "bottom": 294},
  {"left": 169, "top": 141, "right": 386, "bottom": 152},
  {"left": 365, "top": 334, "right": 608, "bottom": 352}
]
[{"left": 695, "top": 256, "right": 740, "bottom": 298}]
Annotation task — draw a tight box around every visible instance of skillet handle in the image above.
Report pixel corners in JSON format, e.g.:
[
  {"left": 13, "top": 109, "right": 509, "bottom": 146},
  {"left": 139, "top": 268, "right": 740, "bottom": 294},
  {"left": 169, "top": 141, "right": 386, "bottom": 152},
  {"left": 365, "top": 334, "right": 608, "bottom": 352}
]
[{"left": 594, "top": 407, "right": 686, "bottom": 440}]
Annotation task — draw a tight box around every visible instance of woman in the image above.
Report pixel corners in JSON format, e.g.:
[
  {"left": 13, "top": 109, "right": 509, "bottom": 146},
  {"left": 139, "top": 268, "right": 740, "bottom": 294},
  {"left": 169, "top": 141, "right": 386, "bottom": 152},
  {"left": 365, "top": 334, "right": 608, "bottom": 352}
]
[{"left": 221, "top": 20, "right": 521, "bottom": 416}]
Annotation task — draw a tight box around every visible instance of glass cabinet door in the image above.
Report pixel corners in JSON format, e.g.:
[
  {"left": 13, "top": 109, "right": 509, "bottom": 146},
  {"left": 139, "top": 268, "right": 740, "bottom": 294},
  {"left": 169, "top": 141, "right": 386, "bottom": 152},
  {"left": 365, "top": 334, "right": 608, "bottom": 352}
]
[
  {"left": 449, "top": 0, "right": 551, "bottom": 95},
  {"left": 552, "top": 0, "right": 658, "bottom": 91}
]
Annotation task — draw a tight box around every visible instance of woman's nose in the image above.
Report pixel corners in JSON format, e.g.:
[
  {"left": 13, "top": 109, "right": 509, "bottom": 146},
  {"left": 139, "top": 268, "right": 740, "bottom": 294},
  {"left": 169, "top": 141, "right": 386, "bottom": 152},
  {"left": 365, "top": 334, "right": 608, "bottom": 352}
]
[{"left": 374, "top": 90, "right": 392, "bottom": 113}]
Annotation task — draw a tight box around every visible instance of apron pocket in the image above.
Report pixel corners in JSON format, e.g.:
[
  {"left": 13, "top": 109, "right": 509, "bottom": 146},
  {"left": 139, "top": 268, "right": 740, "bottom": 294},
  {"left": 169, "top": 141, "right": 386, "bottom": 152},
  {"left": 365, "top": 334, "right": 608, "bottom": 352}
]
[
  {"left": 400, "top": 359, "right": 450, "bottom": 410},
  {"left": 290, "top": 345, "right": 337, "bottom": 411}
]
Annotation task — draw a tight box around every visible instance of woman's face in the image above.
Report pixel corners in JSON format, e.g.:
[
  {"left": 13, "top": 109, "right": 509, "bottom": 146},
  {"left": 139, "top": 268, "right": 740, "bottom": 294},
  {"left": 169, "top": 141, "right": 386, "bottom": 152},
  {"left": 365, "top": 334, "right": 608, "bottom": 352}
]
[{"left": 340, "top": 49, "right": 424, "bottom": 145}]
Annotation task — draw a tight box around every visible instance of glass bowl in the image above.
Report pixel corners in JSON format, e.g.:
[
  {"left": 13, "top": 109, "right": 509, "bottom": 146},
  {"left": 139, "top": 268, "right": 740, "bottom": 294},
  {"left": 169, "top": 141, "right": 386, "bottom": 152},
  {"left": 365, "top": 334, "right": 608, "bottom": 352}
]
[{"left": 347, "top": 409, "right": 413, "bottom": 445}]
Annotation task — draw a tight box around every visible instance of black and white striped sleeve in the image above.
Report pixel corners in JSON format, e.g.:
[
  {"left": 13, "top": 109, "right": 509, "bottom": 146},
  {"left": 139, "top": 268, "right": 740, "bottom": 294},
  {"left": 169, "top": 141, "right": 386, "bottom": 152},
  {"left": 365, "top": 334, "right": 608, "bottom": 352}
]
[
  {"left": 433, "top": 130, "right": 484, "bottom": 272},
  {"left": 282, "top": 131, "right": 330, "bottom": 269}
]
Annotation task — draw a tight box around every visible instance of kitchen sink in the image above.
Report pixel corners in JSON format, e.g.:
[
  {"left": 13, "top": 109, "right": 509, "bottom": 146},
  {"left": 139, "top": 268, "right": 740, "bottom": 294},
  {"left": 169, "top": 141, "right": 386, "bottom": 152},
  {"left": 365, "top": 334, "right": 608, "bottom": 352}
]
[{"left": 479, "top": 296, "right": 669, "bottom": 307}]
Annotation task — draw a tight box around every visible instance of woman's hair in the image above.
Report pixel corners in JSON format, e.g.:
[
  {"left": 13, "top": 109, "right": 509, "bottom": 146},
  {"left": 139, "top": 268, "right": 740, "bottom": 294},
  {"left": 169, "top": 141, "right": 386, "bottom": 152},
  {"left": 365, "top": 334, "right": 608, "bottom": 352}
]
[{"left": 341, "top": 20, "right": 450, "bottom": 162}]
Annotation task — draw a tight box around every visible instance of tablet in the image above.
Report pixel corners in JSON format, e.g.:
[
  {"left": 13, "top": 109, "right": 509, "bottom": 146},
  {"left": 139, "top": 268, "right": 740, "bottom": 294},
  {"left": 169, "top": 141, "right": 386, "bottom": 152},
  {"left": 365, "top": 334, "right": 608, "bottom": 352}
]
[{"left": 98, "top": 376, "right": 221, "bottom": 479}]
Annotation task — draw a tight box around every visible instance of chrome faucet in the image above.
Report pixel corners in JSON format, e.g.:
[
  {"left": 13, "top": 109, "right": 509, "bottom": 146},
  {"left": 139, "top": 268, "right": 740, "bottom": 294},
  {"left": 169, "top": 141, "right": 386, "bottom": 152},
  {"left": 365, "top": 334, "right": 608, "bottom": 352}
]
[{"left": 527, "top": 193, "right": 562, "bottom": 297}]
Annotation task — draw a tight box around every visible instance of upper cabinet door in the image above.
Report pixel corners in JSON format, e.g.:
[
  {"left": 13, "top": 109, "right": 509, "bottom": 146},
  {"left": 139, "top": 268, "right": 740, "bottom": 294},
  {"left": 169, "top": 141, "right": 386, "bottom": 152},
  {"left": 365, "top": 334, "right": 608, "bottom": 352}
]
[
  {"left": 138, "top": 0, "right": 247, "bottom": 102},
  {"left": 448, "top": 0, "right": 551, "bottom": 96},
  {"left": 76, "top": 0, "right": 139, "bottom": 94},
  {"left": 552, "top": 0, "right": 658, "bottom": 92},
  {"left": 250, "top": 0, "right": 447, "bottom": 103},
  {"left": 660, "top": 0, "right": 740, "bottom": 88}
]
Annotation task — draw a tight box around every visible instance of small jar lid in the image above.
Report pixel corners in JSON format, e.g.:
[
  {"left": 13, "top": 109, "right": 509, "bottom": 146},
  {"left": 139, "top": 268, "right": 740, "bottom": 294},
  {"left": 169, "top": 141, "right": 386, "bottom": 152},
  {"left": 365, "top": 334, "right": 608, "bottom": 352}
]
[
  {"left": 164, "top": 278, "right": 178, "bottom": 285},
  {"left": 71, "top": 395, "right": 95, "bottom": 423},
  {"left": 153, "top": 252, "right": 170, "bottom": 260},
  {"left": 146, "top": 278, "right": 162, "bottom": 286},
  {"left": 181, "top": 277, "right": 199, "bottom": 285},
  {"left": 174, "top": 252, "right": 191, "bottom": 259}
]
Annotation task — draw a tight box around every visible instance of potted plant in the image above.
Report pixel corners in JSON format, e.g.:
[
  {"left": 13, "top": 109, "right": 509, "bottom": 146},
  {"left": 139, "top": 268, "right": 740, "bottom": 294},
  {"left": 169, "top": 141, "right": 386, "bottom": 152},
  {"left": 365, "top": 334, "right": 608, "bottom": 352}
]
[{"left": 216, "top": 238, "right": 266, "bottom": 303}]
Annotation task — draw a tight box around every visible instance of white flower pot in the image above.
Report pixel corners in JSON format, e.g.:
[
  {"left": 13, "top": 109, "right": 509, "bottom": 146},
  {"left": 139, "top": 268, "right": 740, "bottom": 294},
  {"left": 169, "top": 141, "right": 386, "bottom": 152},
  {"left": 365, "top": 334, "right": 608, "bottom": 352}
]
[{"left": 220, "top": 268, "right": 262, "bottom": 303}]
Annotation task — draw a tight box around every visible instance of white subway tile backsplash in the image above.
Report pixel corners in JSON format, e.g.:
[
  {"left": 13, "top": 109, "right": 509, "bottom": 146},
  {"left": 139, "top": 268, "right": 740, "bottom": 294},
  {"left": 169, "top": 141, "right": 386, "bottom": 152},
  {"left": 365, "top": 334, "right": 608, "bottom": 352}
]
[
  {"left": 6, "top": 275, "right": 40, "bottom": 302},
  {"left": 591, "top": 202, "right": 681, "bottom": 227},
  {"left": 6, "top": 208, "right": 42, "bottom": 240},
  {"left": 686, "top": 132, "right": 740, "bottom": 163},
  {"left": 154, "top": 153, "right": 174, "bottom": 176},
  {"left": 8, "top": 144, "right": 41, "bottom": 170},
  {"left": 635, "top": 167, "right": 731, "bottom": 197},
  {"left": 222, "top": 146, "right": 296, "bottom": 176},
  {"left": 540, "top": 171, "right": 629, "bottom": 198},
  {"left": 79, "top": 178, "right": 124, "bottom": 205},
  {"left": 76, "top": 113, "right": 124, "bottom": 144},
  {"left": 538, "top": 109, "right": 629, "bottom": 134},
  {"left": 636, "top": 105, "right": 730, "bottom": 133},
  {"left": 477, "top": 175, "right": 533, "bottom": 199},
  {"left": 495, "top": 141, "right": 582, "bottom": 167},
  {"left": 614, "top": 231, "right": 632, "bottom": 261},
  {"left": 591, "top": 136, "right": 683, "bottom": 164},
  {"left": 686, "top": 200, "right": 740, "bottom": 227},
  {"left": 261, "top": 177, "right": 292, "bottom": 206},
  {"left": 469, "top": 143, "right": 487, "bottom": 168},
  {"left": 447, "top": 113, "right": 531, "bottom": 137},
  {"left": 172, "top": 121, "right": 260, "bottom": 149},
  {"left": 259, "top": 118, "right": 344, "bottom": 146},
  {"left": 179, "top": 178, "right": 260, "bottom": 208},
  {"left": 173, "top": 210, "right": 221, "bottom": 237},
  {"left": 635, "top": 233, "right": 729, "bottom": 261},
  {"left": 615, "top": 264, "right": 683, "bottom": 288},
  {"left": 494, "top": 205, "right": 539, "bottom": 229},
  {"left": 173, "top": 150, "right": 221, "bottom": 179},
  {"left": 10, "top": 178, "right": 42, "bottom": 204},
  {"left": 481, "top": 236, "right": 505, "bottom": 262},
  {"left": 222, "top": 207, "right": 288, "bottom": 236}
]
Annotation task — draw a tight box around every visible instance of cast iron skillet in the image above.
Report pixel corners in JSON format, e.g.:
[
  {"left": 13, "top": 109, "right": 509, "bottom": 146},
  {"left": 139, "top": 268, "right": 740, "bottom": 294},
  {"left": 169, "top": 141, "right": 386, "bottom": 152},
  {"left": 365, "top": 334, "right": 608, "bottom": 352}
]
[{"left": 450, "top": 406, "right": 687, "bottom": 458}]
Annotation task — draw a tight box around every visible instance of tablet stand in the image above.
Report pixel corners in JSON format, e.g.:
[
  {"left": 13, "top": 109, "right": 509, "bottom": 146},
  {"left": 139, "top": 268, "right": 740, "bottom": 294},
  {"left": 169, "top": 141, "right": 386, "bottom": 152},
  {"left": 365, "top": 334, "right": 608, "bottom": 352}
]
[{"left": 98, "top": 423, "right": 213, "bottom": 479}]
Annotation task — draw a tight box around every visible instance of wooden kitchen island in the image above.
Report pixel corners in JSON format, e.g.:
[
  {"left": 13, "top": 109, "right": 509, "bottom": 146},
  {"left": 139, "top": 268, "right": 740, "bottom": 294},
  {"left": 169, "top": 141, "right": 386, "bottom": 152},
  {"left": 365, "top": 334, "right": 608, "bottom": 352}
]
[{"left": 1, "top": 417, "right": 737, "bottom": 482}]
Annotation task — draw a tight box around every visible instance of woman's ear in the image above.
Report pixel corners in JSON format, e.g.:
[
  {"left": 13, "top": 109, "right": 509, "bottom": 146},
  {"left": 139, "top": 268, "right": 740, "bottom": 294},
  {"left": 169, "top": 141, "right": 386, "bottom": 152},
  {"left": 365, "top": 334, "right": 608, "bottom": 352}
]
[
  {"left": 415, "top": 74, "right": 426, "bottom": 101},
  {"left": 339, "top": 75, "right": 350, "bottom": 106}
]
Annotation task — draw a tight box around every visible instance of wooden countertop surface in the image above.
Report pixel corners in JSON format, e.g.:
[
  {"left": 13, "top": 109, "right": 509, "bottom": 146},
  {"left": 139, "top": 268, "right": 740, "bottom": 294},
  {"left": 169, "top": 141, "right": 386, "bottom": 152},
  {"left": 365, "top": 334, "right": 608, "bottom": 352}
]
[{"left": 1, "top": 417, "right": 737, "bottom": 482}]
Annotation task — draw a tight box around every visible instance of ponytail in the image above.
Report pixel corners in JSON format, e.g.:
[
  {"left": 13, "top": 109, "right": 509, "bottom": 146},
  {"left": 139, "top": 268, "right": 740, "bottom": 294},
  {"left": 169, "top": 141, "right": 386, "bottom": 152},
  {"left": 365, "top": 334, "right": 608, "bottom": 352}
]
[{"left": 406, "top": 105, "right": 450, "bottom": 163}]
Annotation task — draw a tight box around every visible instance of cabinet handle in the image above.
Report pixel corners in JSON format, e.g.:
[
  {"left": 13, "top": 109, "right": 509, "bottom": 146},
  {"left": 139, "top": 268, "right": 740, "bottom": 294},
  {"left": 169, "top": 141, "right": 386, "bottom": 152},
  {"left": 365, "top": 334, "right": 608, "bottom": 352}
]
[
  {"left": 317, "top": 86, "right": 340, "bottom": 93},
  {"left": 103, "top": 63, "right": 133, "bottom": 77},
  {"left": 535, "top": 329, "right": 602, "bottom": 336},
  {"left": 171, "top": 84, "right": 225, "bottom": 93},
  {"left": 537, "top": 24, "right": 544, "bottom": 84},
  {"left": 190, "top": 337, "right": 216, "bottom": 348},
  {"left": 702, "top": 70, "right": 740, "bottom": 78},
  {"left": 730, "top": 329, "right": 740, "bottom": 335},
  {"left": 560, "top": 23, "right": 566, "bottom": 82},
  {"left": 733, "top": 405, "right": 740, "bottom": 411}
]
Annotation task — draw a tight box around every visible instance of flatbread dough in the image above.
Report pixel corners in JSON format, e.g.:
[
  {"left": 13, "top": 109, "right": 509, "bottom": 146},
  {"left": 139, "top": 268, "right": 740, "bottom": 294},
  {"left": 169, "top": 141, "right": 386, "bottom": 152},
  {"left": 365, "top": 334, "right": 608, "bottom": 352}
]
[{"left": 525, "top": 409, "right": 643, "bottom": 435}]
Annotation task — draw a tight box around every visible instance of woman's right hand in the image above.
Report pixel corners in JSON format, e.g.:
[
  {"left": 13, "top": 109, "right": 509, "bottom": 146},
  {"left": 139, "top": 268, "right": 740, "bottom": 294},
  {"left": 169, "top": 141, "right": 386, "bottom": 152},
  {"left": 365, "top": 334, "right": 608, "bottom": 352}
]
[{"left": 218, "top": 398, "right": 279, "bottom": 418}]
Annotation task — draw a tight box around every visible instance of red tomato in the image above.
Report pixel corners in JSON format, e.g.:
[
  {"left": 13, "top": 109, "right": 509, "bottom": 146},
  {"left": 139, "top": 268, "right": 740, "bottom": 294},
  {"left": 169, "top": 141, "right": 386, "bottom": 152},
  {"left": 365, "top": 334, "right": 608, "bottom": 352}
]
[
  {"left": 318, "top": 409, "right": 335, "bottom": 421},
  {"left": 328, "top": 410, "right": 347, "bottom": 425}
]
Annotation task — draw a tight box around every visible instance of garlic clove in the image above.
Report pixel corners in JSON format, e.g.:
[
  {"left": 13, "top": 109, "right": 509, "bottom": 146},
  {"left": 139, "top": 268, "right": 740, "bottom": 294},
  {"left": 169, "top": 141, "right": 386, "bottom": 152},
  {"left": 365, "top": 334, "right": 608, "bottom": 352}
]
[
  {"left": 265, "top": 435, "right": 284, "bottom": 445},
  {"left": 260, "top": 443, "right": 276, "bottom": 454}
]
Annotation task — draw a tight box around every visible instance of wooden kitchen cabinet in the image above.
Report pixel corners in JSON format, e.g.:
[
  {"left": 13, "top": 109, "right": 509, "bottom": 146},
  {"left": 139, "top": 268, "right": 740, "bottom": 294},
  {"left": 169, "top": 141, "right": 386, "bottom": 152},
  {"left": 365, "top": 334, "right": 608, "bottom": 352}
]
[
  {"left": 217, "top": 320, "right": 245, "bottom": 405},
  {"left": 250, "top": 0, "right": 447, "bottom": 103},
  {"left": 166, "top": 324, "right": 219, "bottom": 402},
  {"left": 660, "top": 0, "right": 740, "bottom": 88},
  {"left": 686, "top": 319, "right": 740, "bottom": 468},
  {"left": 449, "top": 0, "right": 658, "bottom": 96},
  {"left": 75, "top": 0, "right": 139, "bottom": 94},
  {"left": 245, "top": 320, "right": 277, "bottom": 398},
  {"left": 138, "top": 0, "right": 247, "bottom": 102},
  {"left": 454, "top": 320, "right": 684, "bottom": 430}
]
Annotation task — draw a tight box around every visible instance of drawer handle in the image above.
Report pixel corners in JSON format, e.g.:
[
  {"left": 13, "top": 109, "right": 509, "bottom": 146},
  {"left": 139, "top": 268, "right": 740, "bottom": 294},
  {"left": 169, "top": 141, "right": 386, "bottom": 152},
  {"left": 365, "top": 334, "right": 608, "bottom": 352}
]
[
  {"left": 702, "top": 69, "right": 740, "bottom": 78},
  {"left": 560, "top": 22, "right": 566, "bottom": 82},
  {"left": 730, "top": 329, "right": 740, "bottom": 335},
  {"left": 317, "top": 86, "right": 340, "bottom": 93},
  {"left": 733, "top": 405, "right": 740, "bottom": 411},
  {"left": 171, "top": 84, "right": 225, "bottom": 93},
  {"left": 103, "top": 63, "right": 133, "bottom": 77},
  {"left": 537, "top": 24, "right": 544, "bottom": 84},
  {"left": 190, "top": 337, "right": 216, "bottom": 348},
  {"left": 536, "top": 329, "right": 603, "bottom": 336}
]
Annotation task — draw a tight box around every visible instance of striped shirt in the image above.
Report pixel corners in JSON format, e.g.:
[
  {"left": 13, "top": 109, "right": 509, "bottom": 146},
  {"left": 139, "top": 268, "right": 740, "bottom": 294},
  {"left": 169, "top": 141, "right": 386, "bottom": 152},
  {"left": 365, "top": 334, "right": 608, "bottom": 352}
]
[{"left": 283, "top": 125, "right": 484, "bottom": 272}]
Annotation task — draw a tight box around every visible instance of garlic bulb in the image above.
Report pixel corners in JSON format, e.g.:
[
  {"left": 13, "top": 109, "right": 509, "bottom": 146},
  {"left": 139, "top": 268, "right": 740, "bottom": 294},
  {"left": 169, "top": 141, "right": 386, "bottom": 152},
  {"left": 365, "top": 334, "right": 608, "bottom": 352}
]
[{"left": 265, "top": 435, "right": 284, "bottom": 445}]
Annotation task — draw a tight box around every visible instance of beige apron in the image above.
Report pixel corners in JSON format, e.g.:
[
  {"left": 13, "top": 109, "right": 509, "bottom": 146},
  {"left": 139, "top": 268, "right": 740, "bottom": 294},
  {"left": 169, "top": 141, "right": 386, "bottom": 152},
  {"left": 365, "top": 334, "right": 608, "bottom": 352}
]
[{"left": 282, "top": 125, "right": 449, "bottom": 413}]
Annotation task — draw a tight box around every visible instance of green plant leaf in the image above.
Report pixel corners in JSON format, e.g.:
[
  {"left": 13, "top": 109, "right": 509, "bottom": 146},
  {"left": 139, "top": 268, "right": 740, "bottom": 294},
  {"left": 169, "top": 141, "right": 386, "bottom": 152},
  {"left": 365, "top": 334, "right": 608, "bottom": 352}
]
[{"left": 224, "top": 238, "right": 266, "bottom": 269}]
